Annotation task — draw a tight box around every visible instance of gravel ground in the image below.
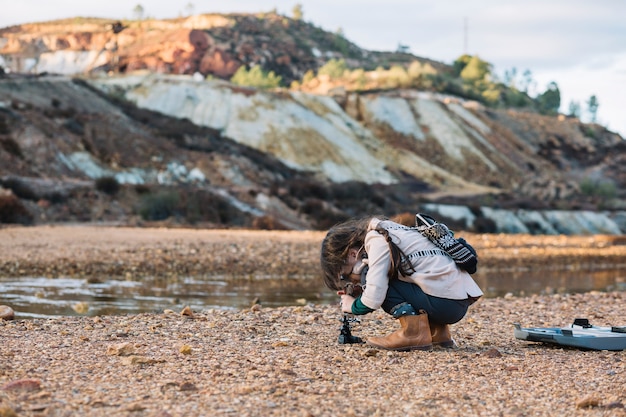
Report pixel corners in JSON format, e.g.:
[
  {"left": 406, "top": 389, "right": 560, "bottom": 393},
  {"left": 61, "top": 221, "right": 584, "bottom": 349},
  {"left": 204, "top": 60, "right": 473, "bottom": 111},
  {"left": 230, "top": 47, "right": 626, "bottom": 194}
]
[{"left": 1, "top": 225, "right": 626, "bottom": 416}]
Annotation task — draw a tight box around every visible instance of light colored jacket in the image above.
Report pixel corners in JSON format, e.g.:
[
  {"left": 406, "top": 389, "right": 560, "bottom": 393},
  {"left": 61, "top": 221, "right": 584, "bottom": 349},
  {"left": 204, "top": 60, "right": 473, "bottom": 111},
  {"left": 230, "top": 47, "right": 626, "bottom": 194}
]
[{"left": 360, "top": 218, "right": 483, "bottom": 310}]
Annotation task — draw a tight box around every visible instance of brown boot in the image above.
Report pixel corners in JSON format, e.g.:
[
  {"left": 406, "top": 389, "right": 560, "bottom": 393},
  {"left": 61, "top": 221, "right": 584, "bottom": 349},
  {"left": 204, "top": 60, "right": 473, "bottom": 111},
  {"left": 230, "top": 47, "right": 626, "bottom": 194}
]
[
  {"left": 367, "top": 311, "right": 432, "bottom": 351},
  {"left": 430, "top": 323, "right": 457, "bottom": 348}
]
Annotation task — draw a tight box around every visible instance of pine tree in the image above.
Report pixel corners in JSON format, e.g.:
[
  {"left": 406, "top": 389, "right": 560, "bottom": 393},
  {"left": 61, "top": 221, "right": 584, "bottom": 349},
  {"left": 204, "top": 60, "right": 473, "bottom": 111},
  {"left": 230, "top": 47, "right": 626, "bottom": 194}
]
[{"left": 587, "top": 95, "right": 599, "bottom": 123}]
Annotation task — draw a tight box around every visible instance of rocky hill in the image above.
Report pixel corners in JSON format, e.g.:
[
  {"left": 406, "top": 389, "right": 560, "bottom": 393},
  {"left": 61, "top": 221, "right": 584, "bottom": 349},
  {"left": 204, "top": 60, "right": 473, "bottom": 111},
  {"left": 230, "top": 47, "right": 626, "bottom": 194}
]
[
  {"left": 0, "top": 14, "right": 446, "bottom": 83},
  {"left": 0, "top": 14, "right": 624, "bottom": 233}
]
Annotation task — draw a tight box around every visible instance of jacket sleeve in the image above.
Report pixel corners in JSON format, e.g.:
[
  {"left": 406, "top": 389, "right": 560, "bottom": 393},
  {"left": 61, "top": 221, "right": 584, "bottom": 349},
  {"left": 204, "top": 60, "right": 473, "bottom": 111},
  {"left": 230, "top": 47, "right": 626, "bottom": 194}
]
[
  {"left": 359, "top": 231, "right": 391, "bottom": 310},
  {"left": 351, "top": 297, "right": 375, "bottom": 315}
]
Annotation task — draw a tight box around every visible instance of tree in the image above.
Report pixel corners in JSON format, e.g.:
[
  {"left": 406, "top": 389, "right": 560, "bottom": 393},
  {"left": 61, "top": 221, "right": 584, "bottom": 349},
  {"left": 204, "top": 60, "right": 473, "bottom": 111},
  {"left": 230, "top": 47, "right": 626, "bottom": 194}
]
[
  {"left": 132, "top": 4, "right": 145, "bottom": 20},
  {"left": 520, "top": 69, "right": 534, "bottom": 94},
  {"left": 568, "top": 100, "right": 581, "bottom": 118},
  {"left": 535, "top": 81, "right": 560, "bottom": 115},
  {"left": 292, "top": 3, "right": 303, "bottom": 20},
  {"left": 452, "top": 54, "right": 472, "bottom": 77},
  {"left": 396, "top": 43, "right": 410, "bottom": 54},
  {"left": 459, "top": 55, "right": 491, "bottom": 83},
  {"left": 185, "top": 2, "right": 195, "bottom": 16},
  {"left": 503, "top": 67, "right": 518, "bottom": 88},
  {"left": 587, "top": 95, "right": 599, "bottom": 123}
]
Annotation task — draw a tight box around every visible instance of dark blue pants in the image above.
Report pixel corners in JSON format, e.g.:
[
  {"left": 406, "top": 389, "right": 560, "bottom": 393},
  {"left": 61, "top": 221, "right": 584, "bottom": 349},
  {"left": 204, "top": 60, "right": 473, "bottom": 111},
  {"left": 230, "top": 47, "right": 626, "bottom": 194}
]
[{"left": 381, "top": 278, "right": 474, "bottom": 325}]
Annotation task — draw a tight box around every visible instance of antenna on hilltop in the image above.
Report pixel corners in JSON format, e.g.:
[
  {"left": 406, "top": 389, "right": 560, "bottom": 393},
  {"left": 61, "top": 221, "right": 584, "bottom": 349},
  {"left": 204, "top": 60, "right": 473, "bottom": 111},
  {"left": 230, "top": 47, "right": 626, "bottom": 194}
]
[{"left": 463, "top": 17, "right": 468, "bottom": 55}]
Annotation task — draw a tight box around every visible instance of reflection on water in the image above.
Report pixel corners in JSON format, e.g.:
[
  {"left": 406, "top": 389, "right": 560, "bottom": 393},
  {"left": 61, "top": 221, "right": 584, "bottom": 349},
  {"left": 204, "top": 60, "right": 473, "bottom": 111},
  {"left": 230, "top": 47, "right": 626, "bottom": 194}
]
[
  {"left": 1, "top": 269, "right": 624, "bottom": 319},
  {"left": 0, "top": 276, "right": 337, "bottom": 319},
  {"left": 476, "top": 268, "right": 625, "bottom": 298}
]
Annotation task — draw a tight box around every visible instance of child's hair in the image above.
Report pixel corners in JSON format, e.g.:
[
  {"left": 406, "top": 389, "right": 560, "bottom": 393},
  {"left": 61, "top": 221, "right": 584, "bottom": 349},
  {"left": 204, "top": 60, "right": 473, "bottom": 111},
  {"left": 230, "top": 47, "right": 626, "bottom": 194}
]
[
  {"left": 320, "top": 216, "right": 415, "bottom": 291},
  {"left": 320, "top": 217, "right": 370, "bottom": 291}
]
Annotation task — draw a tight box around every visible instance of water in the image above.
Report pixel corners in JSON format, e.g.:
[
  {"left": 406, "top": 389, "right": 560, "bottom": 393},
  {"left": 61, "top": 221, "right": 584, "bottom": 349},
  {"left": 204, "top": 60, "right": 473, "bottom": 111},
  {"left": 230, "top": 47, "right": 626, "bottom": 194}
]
[
  {"left": 0, "top": 276, "right": 336, "bottom": 319},
  {"left": 1, "top": 268, "right": 624, "bottom": 319}
]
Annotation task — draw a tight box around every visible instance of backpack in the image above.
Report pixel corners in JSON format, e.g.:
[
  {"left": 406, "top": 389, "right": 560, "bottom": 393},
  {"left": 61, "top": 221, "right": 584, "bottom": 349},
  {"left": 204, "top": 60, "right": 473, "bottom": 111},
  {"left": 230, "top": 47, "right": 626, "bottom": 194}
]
[{"left": 415, "top": 213, "right": 478, "bottom": 274}]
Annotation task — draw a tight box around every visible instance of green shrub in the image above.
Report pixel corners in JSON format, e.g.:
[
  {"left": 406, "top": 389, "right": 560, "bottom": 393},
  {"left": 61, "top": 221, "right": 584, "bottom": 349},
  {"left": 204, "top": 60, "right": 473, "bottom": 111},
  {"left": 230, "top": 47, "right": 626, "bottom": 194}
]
[
  {"left": 384, "top": 65, "right": 411, "bottom": 88},
  {"left": 502, "top": 88, "right": 532, "bottom": 108},
  {"left": 134, "top": 184, "right": 151, "bottom": 194},
  {"left": 0, "top": 194, "right": 33, "bottom": 224},
  {"left": 582, "top": 126, "right": 597, "bottom": 139},
  {"left": 136, "top": 188, "right": 249, "bottom": 225},
  {"left": 330, "top": 181, "right": 372, "bottom": 201},
  {"left": 300, "top": 198, "right": 324, "bottom": 215},
  {"left": 473, "top": 217, "right": 497, "bottom": 233},
  {"left": 452, "top": 54, "right": 473, "bottom": 77},
  {"left": 332, "top": 33, "right": 351, "bottom": 56},
  {"left": 287, "top": 179, "right": 330, "bottom": 200},
  {"left": 301, "top": 70, "right": 315, "bottom": 84},
  {"left": 348, "top": 68, "right": 367, "bottom": 89},
  {"left": 481, "top": 87, "right": 501, "bottom": 105},
  {"left": 317, "top": 59, "right": 347, "bottom": 79},
  {"left": 459, "top": 55, "right": 492, "bottom": 84},
  {"left": 95, "top": 176, "right": 120, "bottom": 195},
  {"left": 230, "top": 65, "right": 282, "bottom": 89},
  {"left": 251, "top": 215, "right": 288, "bottom": 230},
  {"left": 580, "top": 178, "right": 617, "bottom": 199},
  {"left": 535, "top": 81, "right": 561, "bottom": 115},
  {"left": 137, "top": 191, "right": 180, "bottom": 221},
  {"left": 299, "top": 198, "right": 350, "bottom": 230},
  {"left": 0, "top": 177, "right": 37, "bottom": 200}
]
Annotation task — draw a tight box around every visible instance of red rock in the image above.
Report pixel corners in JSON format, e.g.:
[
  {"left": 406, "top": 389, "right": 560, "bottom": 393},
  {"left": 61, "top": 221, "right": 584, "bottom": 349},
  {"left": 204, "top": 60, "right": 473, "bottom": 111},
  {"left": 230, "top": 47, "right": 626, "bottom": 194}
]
[
  {"left": 576, "top": 397, "right": 600, "bottom": 409},
  {"left": 483, "top": 348, "right": 502, "bottom": 358},
  {"left": 1, "top": 379, "right": 41, "bottom": 392}
]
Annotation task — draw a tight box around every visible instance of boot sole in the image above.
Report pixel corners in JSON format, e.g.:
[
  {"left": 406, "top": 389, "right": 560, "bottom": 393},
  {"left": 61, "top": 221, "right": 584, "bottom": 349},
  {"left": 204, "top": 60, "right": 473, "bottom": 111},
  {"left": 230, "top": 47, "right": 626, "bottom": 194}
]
[
  {"left": 366, "top": 342, "right": 433, "bottom": 351},
  {"left": 433, "top": 340, "right": 457, "bottom": 349}
]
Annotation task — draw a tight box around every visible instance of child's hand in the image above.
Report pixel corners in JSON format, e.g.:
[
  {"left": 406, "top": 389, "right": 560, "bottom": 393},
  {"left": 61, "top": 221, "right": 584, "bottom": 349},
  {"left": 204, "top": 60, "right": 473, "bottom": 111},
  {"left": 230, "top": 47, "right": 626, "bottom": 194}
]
[{"left": 339, "top": 294, "right": 356, "bottom": 313}]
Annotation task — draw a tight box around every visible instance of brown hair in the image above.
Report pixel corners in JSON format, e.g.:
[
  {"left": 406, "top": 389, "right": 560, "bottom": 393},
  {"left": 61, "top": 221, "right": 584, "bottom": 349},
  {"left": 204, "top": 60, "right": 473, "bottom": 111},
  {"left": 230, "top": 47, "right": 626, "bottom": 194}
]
[
  {"left": 320, "top": 217, "right": 370, "bottom": 291},
  {"left": 320, "top": 217, "right": 415, "bottom": 291},
  {"left": 373, "top": 225, "right": 415, "bottom": 280}
]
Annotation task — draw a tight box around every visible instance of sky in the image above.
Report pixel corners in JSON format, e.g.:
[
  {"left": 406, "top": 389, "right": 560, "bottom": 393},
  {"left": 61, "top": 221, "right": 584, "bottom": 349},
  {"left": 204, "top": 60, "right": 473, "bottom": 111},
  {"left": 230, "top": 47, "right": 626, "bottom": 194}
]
[{"left": 1, "top": 0, "right": 624, "bottom": 138}]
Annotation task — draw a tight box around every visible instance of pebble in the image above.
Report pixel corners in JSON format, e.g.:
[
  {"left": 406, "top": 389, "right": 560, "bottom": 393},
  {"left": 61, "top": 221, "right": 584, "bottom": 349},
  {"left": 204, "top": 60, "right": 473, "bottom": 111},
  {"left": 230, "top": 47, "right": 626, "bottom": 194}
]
[
  {"left": 0, "top": 305, "right": 14, "bottom": 320},
  {"left": 1, "top": 228, "right": 626, "bottom": 416},
  {"left": 576, "top": 397, "right": 600, "bottom": 408},
  {"left": 1, "top": 379, "right": 41, "bottom": 392},
  {"left": 3, "top": 294, "right": 624, "bottom": 416}
]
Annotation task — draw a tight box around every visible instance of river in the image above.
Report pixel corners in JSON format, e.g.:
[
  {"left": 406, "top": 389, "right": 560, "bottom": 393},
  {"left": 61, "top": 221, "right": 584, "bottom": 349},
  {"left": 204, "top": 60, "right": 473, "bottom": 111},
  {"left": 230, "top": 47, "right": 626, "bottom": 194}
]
[{"left": 1, "top": 268, "right": 625, "bottom": 319}]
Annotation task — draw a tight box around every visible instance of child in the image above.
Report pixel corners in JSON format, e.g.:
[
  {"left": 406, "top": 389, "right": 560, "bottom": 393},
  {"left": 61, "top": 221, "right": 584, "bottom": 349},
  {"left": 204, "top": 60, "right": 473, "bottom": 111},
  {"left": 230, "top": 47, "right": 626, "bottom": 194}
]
[{"left": 320, "top": 216, "right": 482, "bottom": 351}]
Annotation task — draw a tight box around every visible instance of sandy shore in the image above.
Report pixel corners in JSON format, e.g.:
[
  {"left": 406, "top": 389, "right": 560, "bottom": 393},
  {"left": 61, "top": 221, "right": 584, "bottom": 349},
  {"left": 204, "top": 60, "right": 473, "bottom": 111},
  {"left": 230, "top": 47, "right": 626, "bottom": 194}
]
[
  {"left": 1, "top": 225, "right": 626, "bottom": 416},
  {"left": 1, "top": 225, "right": 625, "bottom": 280}
]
